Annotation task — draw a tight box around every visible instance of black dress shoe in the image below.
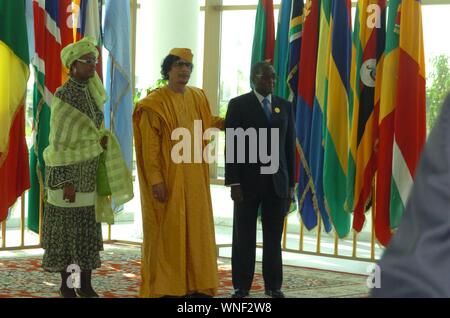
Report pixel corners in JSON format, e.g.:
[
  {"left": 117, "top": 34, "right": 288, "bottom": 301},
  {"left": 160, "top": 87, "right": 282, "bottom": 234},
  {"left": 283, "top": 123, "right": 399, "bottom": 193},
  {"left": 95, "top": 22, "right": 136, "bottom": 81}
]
[
  {"left": 231, "top": 289, "right": 249, "bottom": 298},
  {"left": 265, "top": 289, "right": 285, "bottom": 298},
  {"left": 74, "top": 288, "right": 99, "bottom": 298},
  {"left": 59, "top": 288, "right": 77, "bottom": 298}
]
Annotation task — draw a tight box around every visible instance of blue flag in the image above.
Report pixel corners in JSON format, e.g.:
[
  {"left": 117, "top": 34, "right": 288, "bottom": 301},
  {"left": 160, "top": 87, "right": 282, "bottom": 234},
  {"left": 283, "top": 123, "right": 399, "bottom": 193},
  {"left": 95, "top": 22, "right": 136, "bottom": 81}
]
[{"left": 103, "top": 0, "right": 133, "bottom": 171}]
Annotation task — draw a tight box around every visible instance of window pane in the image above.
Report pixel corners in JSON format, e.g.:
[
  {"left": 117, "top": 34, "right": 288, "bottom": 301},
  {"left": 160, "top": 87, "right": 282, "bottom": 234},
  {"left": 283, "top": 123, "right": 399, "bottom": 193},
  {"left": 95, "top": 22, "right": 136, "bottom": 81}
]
[
  {"left": 135, "top": 0, "right": 156, "bottom": 92},
  {"left": 216, "top": 9, "right": 278, "bottom": 178},
  {"left": 222, "top": 0, "right": 281, "bottom": 5},
  {"left": 216, "top": 10, "right": 257, "bottom": 177},
  {"left": 423, "top": 5, "right": 450, "bottom": 67},
  {"left": 423, "top": 4, "right": 450, "bottom": 132}
]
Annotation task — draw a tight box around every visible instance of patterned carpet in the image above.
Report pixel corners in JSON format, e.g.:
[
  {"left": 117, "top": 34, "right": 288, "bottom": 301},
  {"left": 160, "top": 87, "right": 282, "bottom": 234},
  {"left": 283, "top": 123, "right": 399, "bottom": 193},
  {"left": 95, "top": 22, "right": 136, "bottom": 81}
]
[{"left": 0, "top": 244, "right": 369, "bottom": 298}]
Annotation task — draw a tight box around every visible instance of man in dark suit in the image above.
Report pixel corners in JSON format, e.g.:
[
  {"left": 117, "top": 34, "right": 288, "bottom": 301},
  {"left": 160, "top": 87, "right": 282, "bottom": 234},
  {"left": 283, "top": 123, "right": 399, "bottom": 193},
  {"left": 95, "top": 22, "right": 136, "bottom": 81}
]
[{"left": 224, "top": 61, "right": 296, "bottom": 298}]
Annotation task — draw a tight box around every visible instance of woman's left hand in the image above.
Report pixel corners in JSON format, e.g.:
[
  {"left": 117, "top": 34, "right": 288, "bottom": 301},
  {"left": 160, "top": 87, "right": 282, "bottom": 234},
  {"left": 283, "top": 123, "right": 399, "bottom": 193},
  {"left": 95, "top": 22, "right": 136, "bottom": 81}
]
[{"left": 100, "top": 136, "right": 108, "bottom": 150}]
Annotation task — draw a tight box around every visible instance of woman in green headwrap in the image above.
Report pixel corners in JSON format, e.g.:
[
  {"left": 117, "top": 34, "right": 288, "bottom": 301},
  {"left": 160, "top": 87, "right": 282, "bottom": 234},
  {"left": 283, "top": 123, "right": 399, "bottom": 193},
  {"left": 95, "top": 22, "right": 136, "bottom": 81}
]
[{"left": 42, "top": 36, "right": 133, "bottom": 298}]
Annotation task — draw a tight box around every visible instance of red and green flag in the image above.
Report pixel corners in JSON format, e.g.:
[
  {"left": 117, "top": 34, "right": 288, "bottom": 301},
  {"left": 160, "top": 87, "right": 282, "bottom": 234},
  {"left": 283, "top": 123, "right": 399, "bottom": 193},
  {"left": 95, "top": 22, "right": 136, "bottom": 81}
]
[
  {"left": 390, "top": 0, "right": 426, "bottom": 230},
  {"left": 251, "top": 0, "right": 275, "bottom": 68},
  {"left": 375, "top": 0, "right": 426, "bottom": 247},
  {"left": 375, "top": 0, "right": 401, "bottom": 246},
  {"left": 0, "top": 0, "right": 31, "bottom": 223}
]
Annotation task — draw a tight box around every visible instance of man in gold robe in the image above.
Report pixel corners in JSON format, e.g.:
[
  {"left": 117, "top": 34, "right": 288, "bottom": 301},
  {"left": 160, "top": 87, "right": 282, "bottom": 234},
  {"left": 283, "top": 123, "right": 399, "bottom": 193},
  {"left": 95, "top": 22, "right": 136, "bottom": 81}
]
[{"left": 133, "top": 48, "right": 223, "bottom": 298}]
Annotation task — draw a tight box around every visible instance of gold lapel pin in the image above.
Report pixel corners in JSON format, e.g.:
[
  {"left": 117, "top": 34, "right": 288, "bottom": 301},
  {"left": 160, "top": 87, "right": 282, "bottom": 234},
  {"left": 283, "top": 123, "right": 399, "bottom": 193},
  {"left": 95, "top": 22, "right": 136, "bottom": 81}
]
[{"left": 274, "top": 107, "right": 281, "bottom": 114}]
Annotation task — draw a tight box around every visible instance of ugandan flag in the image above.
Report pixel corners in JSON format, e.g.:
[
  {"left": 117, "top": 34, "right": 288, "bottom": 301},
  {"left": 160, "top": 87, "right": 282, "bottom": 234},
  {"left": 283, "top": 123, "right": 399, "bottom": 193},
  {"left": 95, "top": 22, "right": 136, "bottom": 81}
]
[
  {"left": 251, "top": 0, "right": 275, "bottom": 67},
  {"left": 0, "top": 0, "right": 31, "bottom": 222},
  {"left": 390, "top": 0, "right": 426, "bottom": 230},
  {"left": 322, "top": 0, "right": 352, "bottom": 239},
  {"left": 348, "top": 0, "right": 386, "bottom": 232}
]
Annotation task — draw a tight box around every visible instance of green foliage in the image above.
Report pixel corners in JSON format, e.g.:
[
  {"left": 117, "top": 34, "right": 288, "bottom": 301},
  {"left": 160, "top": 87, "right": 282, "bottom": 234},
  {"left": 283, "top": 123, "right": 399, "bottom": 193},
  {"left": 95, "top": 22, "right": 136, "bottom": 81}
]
[
  {"left": 133, "top": 78, "right": 168, "bottom": 104},
  {"left": 219, "top": 101, "right": 228, "bottom": 118},
  {"left": 426, "top": 55, "right": 450, "bottom": 132}
]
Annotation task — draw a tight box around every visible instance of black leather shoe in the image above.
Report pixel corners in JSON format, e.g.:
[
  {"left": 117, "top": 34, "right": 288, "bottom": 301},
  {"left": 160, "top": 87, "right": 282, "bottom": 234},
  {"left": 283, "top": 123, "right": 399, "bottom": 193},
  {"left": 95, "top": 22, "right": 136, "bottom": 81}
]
[
  {"left": 59, "top": 288, "right": 77, "bottom": 298},
  {"left": 265, "top": 289, "right": 285, "bottom": 298},
  {"left": 74, "top": 288, "right": 99, "bottom": 298},
  {"left": 231, "top": 289, "right": 249, "bottom": 298}
]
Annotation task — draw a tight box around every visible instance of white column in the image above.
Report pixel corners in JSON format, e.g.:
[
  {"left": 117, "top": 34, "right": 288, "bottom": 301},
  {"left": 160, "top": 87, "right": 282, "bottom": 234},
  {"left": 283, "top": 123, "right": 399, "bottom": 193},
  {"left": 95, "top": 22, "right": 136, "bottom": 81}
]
[{"left": 135, "top": 0, "right": 201, "bottom": 89}]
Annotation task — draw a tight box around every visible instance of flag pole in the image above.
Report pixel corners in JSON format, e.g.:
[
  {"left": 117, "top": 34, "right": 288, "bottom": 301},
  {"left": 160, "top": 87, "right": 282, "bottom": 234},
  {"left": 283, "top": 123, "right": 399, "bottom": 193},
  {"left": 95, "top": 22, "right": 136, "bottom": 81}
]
[
  {"left": 20, "top": 194, "right": 25, "bottom": 247},
  {"left": 334, "top": 232, "right": 339, "bottom": 256},
  {"left": 371, "top": 179, "right": 376, "bottom": 260},
  {"left": 299, "top": 221, "right": 304, "bottom": 251},
  {"left": 316, "top": 217, "right": 321, "bottom": 254},
  {"left": 39, "top": 183, "right": 44, "bottom": 245},
  {"left": 1, "top": 219, "right": 6, "bottom": 248}
]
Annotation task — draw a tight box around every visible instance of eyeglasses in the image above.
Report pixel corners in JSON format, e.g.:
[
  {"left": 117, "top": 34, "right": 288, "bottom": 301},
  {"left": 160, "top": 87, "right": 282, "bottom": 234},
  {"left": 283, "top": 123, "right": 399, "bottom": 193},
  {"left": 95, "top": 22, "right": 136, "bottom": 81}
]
[
  {"left": 173, "top": 60, "right": 193, "bottom": 69},
  {"left": 77, "top": 58, "right": 98, "bottom": 65},
  {"left": 256, "top": 74, "right": 278, "bottom": 82}
]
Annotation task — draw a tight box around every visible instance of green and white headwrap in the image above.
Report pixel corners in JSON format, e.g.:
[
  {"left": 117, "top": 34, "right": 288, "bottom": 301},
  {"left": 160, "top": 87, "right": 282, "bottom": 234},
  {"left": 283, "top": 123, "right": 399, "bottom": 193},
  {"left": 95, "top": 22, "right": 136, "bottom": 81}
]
[{"left": 60, "top": 36, "right": 107, "bottom": 109}]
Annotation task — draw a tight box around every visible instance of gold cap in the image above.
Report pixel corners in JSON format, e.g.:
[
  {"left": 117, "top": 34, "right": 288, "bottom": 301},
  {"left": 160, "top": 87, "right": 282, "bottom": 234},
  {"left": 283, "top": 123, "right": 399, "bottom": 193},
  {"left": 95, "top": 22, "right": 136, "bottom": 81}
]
[{"left": 169, "top": 48, "right": 193, "bottom": 63}]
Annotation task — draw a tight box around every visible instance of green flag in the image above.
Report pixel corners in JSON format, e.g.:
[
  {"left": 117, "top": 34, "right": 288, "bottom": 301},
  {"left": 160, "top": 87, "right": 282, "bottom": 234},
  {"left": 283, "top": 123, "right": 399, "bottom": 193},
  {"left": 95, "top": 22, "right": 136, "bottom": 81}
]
[{"left": 251, "top": 0, "right": 275, "bottom": 71}]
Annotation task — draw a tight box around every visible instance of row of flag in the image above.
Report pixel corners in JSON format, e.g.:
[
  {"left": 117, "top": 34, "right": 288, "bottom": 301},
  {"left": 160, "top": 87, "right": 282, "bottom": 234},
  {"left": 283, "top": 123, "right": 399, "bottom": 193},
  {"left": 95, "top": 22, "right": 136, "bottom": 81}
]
[
  {"left": 0, "top": 0, "right": 134, "bottom": 232},
  {"left": 0, "top": 0, "right": 428, "bottom": 248},
  {"left": 251, "top": 0, "right": 426, "bottom": 246}
]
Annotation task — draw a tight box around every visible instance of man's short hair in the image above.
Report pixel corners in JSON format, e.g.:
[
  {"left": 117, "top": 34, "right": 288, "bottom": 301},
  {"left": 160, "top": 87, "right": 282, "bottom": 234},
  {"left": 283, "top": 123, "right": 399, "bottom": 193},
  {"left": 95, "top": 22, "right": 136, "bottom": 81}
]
[
  {"left": 161, "top": 54, "right": 195, "bottom": 81},
  {"left": 161, "top": 54, "right": 181, "bottom": 80},
  {"left": 250, "top": 61, "right": 273, "bottom": 83}
]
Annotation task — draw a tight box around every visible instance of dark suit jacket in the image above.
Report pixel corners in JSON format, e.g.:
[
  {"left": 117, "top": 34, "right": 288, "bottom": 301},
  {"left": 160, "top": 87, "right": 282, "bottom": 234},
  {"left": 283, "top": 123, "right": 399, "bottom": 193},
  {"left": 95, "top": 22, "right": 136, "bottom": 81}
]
[{"left": 224, "top": 91, "right": 296, "bottom": 199}]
